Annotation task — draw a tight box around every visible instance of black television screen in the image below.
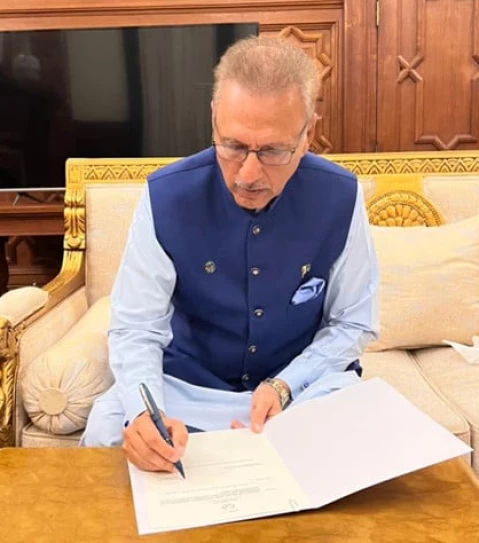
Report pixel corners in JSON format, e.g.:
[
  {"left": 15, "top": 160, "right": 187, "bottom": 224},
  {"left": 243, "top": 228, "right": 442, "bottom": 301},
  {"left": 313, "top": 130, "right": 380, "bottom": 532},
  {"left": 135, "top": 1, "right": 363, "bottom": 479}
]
[{"left": 0, "top": 23, "right": 259, "bottom": 192}]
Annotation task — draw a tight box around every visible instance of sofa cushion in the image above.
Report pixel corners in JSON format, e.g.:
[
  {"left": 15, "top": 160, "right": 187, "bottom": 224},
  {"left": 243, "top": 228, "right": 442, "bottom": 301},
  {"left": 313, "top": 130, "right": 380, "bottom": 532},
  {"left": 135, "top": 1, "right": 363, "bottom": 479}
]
[
  {"left": 360, "top": 350, "right": 471, "bottom": 449},
  {"left": 368, "top": 213, "right": 479, "bottom": 352},
  {"left": 423, "top": 175, "right": 479, "bottom": 223},
  {"left": 413, "top": 346, "right": 479, "bottom": 474},
  {"left": 22, "top": 296, "right": 113, "bottom": 435}
]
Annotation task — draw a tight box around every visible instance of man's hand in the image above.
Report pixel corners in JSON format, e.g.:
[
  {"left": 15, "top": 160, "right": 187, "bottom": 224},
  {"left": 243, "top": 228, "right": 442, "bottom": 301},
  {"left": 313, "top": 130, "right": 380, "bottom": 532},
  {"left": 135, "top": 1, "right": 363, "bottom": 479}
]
[
  {"left": 230, "top": 380, "right": 289, "bottom": 432},
  {"left": 123, "top": 411, "right": 188, "bottom": 472}
]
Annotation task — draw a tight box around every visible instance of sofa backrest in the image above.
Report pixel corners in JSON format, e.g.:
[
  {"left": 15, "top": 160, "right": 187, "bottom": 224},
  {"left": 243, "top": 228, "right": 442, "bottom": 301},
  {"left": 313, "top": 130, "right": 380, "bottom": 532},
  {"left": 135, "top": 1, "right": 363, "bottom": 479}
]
[
  {"left": 64, "top": 152, "right": 479, "bottom": 305},
  {"left": 85, "top": 184, "right": 143, "bottom": 306}
]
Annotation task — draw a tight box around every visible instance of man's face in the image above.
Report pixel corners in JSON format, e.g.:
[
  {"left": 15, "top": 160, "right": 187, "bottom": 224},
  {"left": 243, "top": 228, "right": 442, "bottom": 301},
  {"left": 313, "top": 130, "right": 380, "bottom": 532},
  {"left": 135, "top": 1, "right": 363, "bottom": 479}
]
[{"left": 212, "top": 81, "right": 316, "bottom": 211}]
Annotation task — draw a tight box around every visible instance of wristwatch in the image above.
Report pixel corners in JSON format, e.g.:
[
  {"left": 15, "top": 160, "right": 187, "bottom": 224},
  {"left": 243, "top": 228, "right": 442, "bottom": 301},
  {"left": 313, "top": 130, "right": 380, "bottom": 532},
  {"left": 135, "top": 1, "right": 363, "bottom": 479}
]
[{"left": 261, "top": 378, "right": 292, "bottom": 409}]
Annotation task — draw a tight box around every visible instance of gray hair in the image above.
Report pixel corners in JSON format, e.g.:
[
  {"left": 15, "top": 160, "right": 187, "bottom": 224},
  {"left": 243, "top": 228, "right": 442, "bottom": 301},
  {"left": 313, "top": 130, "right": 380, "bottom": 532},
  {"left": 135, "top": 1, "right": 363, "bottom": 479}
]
[{"left": 213, "top": 36, "right": 319, "bottom": 120}]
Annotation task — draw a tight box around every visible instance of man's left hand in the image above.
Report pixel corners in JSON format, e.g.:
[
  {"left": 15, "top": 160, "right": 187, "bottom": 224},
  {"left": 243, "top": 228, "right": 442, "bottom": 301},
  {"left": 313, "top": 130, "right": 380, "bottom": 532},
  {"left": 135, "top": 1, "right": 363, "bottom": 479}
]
[{"left": 230, "top": 380, "right": 287, "bottom": 432}]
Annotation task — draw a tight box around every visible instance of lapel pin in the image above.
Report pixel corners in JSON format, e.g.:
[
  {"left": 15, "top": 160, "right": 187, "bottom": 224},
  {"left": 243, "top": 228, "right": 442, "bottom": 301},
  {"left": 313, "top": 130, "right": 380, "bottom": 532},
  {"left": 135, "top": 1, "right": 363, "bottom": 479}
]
[{"left": 301, "top": 264, "right": 311, "bottom": 278}]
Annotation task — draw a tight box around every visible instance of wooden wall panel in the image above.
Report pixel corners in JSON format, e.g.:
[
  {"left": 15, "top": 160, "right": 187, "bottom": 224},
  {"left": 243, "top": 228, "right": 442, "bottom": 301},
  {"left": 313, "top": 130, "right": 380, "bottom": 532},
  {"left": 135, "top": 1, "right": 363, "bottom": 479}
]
[
  {"left": 343, "top": 0, "right": 378, "bottom": 152},
  {"left": 377, "top": 0, "right": 479, "bottom": 151},
  {"left": 0, "top": 1, "right": 343, "bottom": 30}
]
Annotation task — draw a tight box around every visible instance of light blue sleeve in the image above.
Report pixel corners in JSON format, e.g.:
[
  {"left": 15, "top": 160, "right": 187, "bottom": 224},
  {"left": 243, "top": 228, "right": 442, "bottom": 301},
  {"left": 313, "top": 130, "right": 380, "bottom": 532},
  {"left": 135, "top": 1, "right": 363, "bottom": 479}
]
[
  {"left": 276, "top": 183, "right": 380, "bottom": 399},
  {"left": 108, "top": 187, "right": 176, "bottom": 422}
]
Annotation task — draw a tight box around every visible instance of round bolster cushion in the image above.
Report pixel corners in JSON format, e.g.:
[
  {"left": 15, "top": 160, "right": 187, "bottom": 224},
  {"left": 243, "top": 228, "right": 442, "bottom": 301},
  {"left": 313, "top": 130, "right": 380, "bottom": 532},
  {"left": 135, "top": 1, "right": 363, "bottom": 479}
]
[{"left": 22, "top": 296, "right": 113, "bottom": 435}]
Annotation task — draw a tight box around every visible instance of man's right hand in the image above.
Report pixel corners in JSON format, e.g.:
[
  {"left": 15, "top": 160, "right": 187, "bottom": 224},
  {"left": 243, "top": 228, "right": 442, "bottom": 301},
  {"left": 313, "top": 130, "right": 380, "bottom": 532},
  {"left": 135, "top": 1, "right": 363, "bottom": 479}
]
[{"left": 122, "top": 411, "right": 188, "bottom": 472}]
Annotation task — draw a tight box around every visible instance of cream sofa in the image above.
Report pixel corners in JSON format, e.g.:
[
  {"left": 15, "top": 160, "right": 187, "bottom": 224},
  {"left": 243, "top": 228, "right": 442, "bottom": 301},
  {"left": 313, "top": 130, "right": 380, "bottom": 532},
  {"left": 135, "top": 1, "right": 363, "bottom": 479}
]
[{"left": 0, "top": 151, "right": 478, "bottom": 476}]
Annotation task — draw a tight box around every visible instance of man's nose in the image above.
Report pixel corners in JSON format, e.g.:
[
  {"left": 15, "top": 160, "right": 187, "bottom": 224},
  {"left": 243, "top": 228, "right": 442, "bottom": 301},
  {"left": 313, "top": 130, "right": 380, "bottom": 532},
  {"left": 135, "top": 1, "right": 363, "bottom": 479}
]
[{"left": 239, "top": 152, "right": 263, "bottom": 183}]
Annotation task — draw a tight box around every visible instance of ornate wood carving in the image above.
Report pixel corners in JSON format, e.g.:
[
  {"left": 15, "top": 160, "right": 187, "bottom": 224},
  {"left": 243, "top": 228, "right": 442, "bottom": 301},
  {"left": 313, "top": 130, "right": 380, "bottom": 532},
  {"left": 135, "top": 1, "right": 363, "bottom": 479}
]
[
  {"left": 327, "top": 152, "right": 479, "bottom": 176},
  {"left": 45, "top": 251, "right": 84, "bottom": 297},
  {"left": 64, "top": 189, "right": 86, "bottom": 251},
  {"left": 367, "top": 191, "right": 444, "bottom": 227},
  {"left": 66, "top": 159, "right": 177, "bottom": 185},
  {"left": 281, "top": 26, "right": 335, "bottom": 153},
  {"left": 377, "top": 0, "right": 479, "bottom": 151},
  {"left": 0, "top": 317, "right": 17, "bottom": 447}
]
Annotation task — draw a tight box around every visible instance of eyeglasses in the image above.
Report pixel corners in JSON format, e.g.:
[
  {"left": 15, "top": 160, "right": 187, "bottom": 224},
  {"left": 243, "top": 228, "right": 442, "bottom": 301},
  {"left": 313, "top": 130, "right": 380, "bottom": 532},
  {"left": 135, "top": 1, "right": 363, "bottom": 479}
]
[{"left": 212, "top": 119, "right": 308, "bottom": 167}]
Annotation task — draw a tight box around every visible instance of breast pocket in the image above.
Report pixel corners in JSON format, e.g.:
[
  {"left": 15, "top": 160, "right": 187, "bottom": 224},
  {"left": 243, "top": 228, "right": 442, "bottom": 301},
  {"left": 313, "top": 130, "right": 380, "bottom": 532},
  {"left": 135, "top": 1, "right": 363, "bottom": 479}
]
[
  {"left": 287, "top": 277, "right": 326, "bottom": 329},
  {"left": 290, "top": 277, "right": 325, "bottom": 306}
]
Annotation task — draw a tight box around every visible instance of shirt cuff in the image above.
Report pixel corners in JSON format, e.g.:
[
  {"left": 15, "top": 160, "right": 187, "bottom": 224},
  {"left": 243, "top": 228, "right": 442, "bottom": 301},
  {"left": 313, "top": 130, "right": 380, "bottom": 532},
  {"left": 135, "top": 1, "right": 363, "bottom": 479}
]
[{"left": 275, "top": 358, "right": 318, "bottom": 400}]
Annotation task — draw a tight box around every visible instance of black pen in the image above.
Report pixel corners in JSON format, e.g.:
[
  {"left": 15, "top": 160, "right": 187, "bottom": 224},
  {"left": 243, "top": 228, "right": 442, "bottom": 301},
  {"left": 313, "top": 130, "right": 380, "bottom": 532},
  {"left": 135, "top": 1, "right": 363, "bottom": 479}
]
[{"left": 139, "top": 382, "right": 186, "bottom": 479}]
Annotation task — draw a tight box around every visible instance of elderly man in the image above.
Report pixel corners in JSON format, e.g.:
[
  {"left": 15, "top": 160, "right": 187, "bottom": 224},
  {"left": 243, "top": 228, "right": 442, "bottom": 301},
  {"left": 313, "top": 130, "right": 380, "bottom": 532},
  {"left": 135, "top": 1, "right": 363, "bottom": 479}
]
[{"left": 82, "top": 36, "right": 378, "bottom": 473}]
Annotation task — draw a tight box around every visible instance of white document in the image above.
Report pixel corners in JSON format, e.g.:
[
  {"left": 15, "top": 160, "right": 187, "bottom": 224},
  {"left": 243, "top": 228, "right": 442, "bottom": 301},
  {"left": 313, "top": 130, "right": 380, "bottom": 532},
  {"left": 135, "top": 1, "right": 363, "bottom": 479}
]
[
  {"left": 129, "top": 430, "right": 309, "bottom": 533},
  {"left": 128, "top": 378, "right": 472, "bottom": 535}
]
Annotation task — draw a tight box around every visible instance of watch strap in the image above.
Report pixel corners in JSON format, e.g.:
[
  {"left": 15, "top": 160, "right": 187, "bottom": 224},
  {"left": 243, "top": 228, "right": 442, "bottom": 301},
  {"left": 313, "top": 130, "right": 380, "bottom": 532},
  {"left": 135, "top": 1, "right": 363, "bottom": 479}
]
[{"left": 261, "top": 378, "right": 291, "bottom": 409}]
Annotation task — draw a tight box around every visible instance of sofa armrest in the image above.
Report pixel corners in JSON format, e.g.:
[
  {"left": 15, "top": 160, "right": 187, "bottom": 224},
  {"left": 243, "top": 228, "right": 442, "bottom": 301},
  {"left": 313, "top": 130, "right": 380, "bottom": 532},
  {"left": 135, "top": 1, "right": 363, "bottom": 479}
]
[
  {"left": 0, "top": 285, "right": 49, "bottom": 446},
  {"left": 0, "top": 251, "right": 88, "bottom": 446},
  {"left": 0, "top": 281, "right": 89, "bottom": 446},
  {"left": 0, "top": 286, "right": 49, "bottom": 326}
]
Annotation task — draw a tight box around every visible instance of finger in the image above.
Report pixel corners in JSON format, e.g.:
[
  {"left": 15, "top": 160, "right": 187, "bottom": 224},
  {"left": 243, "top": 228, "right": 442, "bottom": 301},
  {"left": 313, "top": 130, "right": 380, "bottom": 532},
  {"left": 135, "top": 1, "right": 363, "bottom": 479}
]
[
  {"left": 230, "top": 419, "right": 246, "bottom": 429},
  {"left": 122, "top": 428, "right": 174, "bottom": 472},
  {"left": 134, "top": 413, "right": 180, "bottom": 463},
  {"left": 250, "top": 397, "right": 272, "bottom": 433},
  {"left": 266, "top": 402, "right": 282, "bottom": 418},
  {"left": 123, "top": 438, "right": 174, "bottom": 472},
  {"left": 251, "top": 385, "right": 284, "bottom": 432},
  {"left": 167, "top": 419, "right": 189, "bottom": 456}
]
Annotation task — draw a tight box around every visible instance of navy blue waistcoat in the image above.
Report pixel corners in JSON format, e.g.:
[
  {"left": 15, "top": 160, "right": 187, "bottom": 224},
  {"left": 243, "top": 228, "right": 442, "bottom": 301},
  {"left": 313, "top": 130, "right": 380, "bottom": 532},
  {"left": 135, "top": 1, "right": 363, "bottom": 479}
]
[{"left": 148, "top": 148, "right": 358, "bottom": 391}]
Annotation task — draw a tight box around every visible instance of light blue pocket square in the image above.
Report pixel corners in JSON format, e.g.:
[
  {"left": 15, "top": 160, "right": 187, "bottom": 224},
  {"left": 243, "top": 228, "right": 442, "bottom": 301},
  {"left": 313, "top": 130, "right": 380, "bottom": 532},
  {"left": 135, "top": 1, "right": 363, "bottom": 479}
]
[{"left": 291, "top": 277, "right": 325, "bottom": 305}]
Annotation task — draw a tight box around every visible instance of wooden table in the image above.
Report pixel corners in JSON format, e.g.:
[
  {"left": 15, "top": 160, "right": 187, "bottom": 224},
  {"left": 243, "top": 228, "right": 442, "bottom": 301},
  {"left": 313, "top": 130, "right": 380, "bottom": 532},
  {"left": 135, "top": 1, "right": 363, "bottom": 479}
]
[
  {"left": 0, "top": 202, "right": 63, "bottom": 293},
  {"left": 0, "top": 448, "right": 478, "bottom": 542}
]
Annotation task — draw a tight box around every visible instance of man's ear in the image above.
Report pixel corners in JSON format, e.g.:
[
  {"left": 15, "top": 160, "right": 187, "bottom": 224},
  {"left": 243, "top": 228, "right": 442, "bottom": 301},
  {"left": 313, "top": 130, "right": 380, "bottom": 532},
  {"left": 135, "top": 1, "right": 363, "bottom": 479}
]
[{"left": 211, "top": 102, "right": 216, "bottom": 132}]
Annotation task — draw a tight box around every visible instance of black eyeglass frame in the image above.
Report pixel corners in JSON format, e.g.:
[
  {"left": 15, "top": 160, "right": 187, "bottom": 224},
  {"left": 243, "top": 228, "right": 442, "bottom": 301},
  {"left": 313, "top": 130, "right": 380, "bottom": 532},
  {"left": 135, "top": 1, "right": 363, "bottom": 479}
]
[{"left": 212, "top": 118, "right": 310, "bottom": 167}]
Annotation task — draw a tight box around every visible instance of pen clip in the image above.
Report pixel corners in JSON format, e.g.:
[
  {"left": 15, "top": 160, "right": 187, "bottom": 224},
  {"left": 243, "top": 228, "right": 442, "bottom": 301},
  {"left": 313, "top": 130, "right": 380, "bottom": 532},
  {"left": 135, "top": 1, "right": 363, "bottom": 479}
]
[{"left": 139, "top": 383, "right": 160, "bottom": 422}]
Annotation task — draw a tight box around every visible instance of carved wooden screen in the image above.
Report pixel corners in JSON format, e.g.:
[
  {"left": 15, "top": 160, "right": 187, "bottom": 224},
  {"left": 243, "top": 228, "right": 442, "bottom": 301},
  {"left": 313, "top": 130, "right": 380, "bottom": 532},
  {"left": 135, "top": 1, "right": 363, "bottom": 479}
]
[{"left": 377, "top": 0, "right": 479, "bottom": 151}]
